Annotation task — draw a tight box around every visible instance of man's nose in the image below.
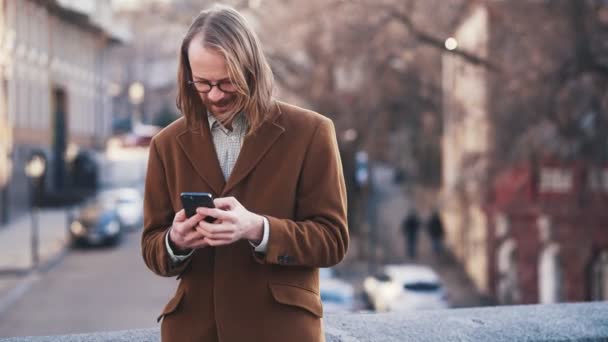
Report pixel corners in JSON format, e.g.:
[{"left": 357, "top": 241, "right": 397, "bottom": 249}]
[{"left": 207, "top": 86, "right": 225, "bottom": 102}]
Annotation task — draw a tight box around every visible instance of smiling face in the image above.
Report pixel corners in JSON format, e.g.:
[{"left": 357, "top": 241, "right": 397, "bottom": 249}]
[
  {"left": 176, "top": 6, "right": 275, "bottom": 134},
  {"left": 187, "top": 40, "right": 240, "bottom": 121}
]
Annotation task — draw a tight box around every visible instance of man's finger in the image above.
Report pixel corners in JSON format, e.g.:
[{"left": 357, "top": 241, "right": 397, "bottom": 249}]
[
  {"left": 196, "top": 220, "right": 234, "bottom": 232},
  {"left": 202, "top": 233, "right": 235, "bottom": 241},
  {"left": 196, "top": 224, "right": 234, "bottom": 237},
  {"left": 182, "top": 227, "right": 205, "bottom": 242},
  {"left": 203, "top": 237, "right": 233, "bottom": 247},
  {"left": 180, "top": 227, "right": 209, "bottom": 247},
  {"left": 180, "top": 239, "right": 205, "bottom": 250},
  {"left": 213, "top": 197, "right": 238, "bottom": 210},
  {"left": 184, "top": 212, "right": 204, "bottom": 228},
  {"left": 196, "top": 207, "right": 233, "bottom": 221}
]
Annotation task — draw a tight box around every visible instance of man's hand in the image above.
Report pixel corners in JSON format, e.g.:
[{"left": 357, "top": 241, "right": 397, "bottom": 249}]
[
  {"left": 195, "top": 197, "right": 264, "bottom": 247},
  {"left": 168, "top": 209, "right": 209, "bottom": 253}
]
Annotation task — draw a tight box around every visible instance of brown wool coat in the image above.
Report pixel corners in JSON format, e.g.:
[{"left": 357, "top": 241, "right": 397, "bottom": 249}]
[{"left": 141, "top": 101, "right": 349, "bottom": 342}]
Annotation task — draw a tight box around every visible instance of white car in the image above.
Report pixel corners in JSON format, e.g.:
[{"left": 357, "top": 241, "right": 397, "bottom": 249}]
[
  {"left": 319, "top": 268, "right": 355, "bottom": 313},
  {"left": 98, "top": 188, "right": 143, "bottom": 231},
  {"left": 363, "top": 264, "right": 449, "bottom": 312}
]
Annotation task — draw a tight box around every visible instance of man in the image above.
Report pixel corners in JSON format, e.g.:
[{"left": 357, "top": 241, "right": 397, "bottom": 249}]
[
  {"left": 427, "top": 210, "right": 444, "bottom": 257},
  {"left": 401, "top": 209, "right": 420, "bottom": 259},
  {"left": 141, "top": 5, "right": 349, "bottom": 342}
]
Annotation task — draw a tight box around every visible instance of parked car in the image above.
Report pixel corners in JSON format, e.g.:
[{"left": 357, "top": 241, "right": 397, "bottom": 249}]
[
  {"left": 319, "top": 268, "right": 355, "bottom": 313},
  {"left": 98, "top": 188, "right": 143, "bottom": 231},
  {"left": 363, "top": 264, "right": 449, "bottom": 312},
  {"left": 69, "top": 196, "right": 123, "bottom": 247}
]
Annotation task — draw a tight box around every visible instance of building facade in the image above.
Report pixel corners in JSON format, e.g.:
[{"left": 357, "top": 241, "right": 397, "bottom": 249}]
[
  {"left": 442, "top": 1, "right": 608, "bottom": 303},
  {"left": 441, "top": 4, "right": 491, "bottom": 293},
  {"left": 0, "top": 0, "right": 122, "bottom": 224}
]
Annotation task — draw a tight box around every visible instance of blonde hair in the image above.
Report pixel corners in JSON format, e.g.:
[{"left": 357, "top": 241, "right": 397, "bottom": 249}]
[{"left": 176, "top": 5, "right": 275, "bottom": 134}]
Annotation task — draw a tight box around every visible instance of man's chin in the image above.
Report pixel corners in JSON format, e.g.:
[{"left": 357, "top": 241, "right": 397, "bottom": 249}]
[
  {"left": 213, "top": 103, "right": 229, "bottom": 111},
  {"left": 209, "top": 105, "right": 238, "bottom": 120}
]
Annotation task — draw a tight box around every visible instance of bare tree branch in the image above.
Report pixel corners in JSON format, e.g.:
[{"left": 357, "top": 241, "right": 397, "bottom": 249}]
[{"left": 386, "top": 9, "right": 499, "bottom": 71}]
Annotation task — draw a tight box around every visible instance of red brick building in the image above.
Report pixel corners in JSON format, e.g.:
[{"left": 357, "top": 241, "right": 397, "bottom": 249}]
[{"left": 487, "top": 161, "right": 608, "bottom": 304}]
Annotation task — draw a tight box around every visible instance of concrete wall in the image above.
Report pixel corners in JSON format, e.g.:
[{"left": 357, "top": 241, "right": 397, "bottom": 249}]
[{"left": 1, "top": 303, "right": 607, "bottom": 342}]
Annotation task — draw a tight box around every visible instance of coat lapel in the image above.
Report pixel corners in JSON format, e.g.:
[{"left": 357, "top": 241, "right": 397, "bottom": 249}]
[
  {"left": 222, "top": 104, "right": 285, "bottom": 196},
  {"left": 176, "top": 117, "right": 225, "bottom": 196}
]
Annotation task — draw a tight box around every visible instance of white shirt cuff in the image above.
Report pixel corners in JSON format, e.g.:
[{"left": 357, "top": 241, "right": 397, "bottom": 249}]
[
  {"left": 165, "top": 228, "right": 194, "bottom": 263},
  {"left": 249, "top": 217, "right": 269, "bottom": 253}
]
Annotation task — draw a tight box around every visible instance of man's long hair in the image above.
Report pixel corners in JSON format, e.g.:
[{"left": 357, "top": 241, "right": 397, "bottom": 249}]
[{"left": 176, "top": 5, "right": 275, "bottom": 134}]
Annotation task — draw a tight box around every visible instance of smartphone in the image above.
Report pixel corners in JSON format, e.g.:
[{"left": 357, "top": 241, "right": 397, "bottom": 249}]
[{"left": 180, "top": 192, "right": 216, "bottom": 223}]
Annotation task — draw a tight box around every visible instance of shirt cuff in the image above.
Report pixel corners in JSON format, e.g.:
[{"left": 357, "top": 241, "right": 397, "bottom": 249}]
[
  {"left": 249, "top": 217, "right": 269, "bottom": 253},
  {"left": 165, "top": 228, "right": 194, "bottom": 263}
]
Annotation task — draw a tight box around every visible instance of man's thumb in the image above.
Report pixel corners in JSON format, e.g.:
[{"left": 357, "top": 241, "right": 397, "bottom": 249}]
[{"left": 174, "top": 209, "right": 186, "bottom": 222}]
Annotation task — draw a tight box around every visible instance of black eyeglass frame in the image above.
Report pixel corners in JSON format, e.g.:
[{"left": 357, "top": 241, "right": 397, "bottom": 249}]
[{"left": 187, "top": 80, "right": 238, "bottom": 94}]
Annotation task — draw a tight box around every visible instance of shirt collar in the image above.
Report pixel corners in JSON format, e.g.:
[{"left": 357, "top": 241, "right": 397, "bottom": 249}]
[{"left": 207, "top": 112, "right": 247, "bottom": 134}]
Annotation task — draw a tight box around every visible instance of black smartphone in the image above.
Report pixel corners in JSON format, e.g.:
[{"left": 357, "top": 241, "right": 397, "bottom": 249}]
[{"left": 180, "top": 192, "right": 216, "bottom": 223}]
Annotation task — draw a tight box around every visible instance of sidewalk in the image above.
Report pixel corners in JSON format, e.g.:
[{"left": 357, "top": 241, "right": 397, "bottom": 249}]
[
  {"left": 0, "top": 208, "right": 71, "bottom": 300},
  {"left": 337, "top": 163, "right": 492, "bottom": 308}
]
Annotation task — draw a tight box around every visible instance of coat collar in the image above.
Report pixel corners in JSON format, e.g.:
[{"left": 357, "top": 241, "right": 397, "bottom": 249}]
[{"left": 176, "top": 102, "right": 284, "bottom": 197}]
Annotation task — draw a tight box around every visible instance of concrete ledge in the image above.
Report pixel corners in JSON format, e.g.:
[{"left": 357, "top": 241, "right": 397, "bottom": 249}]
[{"left": 1, "top": 302, "right": 607, "bottom": 341}]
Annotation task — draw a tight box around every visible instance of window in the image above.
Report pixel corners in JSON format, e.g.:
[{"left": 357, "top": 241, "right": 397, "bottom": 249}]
[
  {"left": 539, "top": 244, "right": 562, "bottom": 304},
  {"left": 591, "top": 251, "right": 608, "bottom": 301},
  {"left": 539, "top": 168, "right": 573, "bottom": 193},
  {"left": 497, "top": 238, "right": 519, "bottom": 304},
  {"left": 404, "top": 282, "right": 441, "bottom": 292},
  {"left": 588, "top": 169, "right": 608, "bottom": 192}
]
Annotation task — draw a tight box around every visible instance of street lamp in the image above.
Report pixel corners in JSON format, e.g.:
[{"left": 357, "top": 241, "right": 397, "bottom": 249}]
[
  {"left": 445, "top": 37, "right": 458, "bottom": 51},
  {"left": 25, "top": 152, "right": 46, "bottom": 270}
]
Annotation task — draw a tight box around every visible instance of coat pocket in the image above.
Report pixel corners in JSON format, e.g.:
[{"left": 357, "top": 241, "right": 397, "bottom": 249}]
[
  {"left": 269, "top": 283, "right": 323, "bottom": 318},
  {"left": 157, "top": 288, "right": 186, "bottom": 323}
]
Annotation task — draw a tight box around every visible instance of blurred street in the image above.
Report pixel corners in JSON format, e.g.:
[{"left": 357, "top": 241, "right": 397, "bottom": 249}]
[
  {"left": 0, "top": 148, "right": 157, "bottom": 337},
  {"left": 0, "top": 230, "right": 176, "bottom": 338}
]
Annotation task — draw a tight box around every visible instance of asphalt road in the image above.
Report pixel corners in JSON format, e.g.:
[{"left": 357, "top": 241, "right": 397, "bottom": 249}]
[{"left": 0, "top": 230, "right": 177, "bottom": 338}]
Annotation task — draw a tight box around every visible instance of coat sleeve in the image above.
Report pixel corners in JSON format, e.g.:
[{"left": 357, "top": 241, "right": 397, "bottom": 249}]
[
  {"left": 141, "top": 138, "right": 191, "bottom": 277},
  {"left": 257, "top": 118, "right": 349, "bottom": 268}
]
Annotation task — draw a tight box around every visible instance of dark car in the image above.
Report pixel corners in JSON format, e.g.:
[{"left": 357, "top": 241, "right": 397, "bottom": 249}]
[{"left": 69, "top": 196, "right": 123, "bottom": 247}]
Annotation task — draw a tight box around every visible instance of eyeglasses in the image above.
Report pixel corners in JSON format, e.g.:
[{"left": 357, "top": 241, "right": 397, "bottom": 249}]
[{"left": 188, "top": 79, "right": 238, "bottom": 93}]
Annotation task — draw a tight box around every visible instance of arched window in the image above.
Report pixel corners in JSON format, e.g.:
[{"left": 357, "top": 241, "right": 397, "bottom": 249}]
[
  {"left": 539, "top": 243, "right": 562, "bottom": 304},
  {"left": 497, "top": 238, "right": 519, "bottom": 304},
  {"left": 591, "top": 250, "right": 608, "bottom": 301}
]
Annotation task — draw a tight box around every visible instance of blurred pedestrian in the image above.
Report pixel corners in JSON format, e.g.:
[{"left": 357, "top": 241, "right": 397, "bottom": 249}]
[
  {"left": 427, "top": 210, "right": 444, "bottom": 256},
  {"left": 401, "top": 209, "right": 420, "bottom": 259},
  {"left": 141, "top": 5, "right": 348, "bottom": 342}
]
